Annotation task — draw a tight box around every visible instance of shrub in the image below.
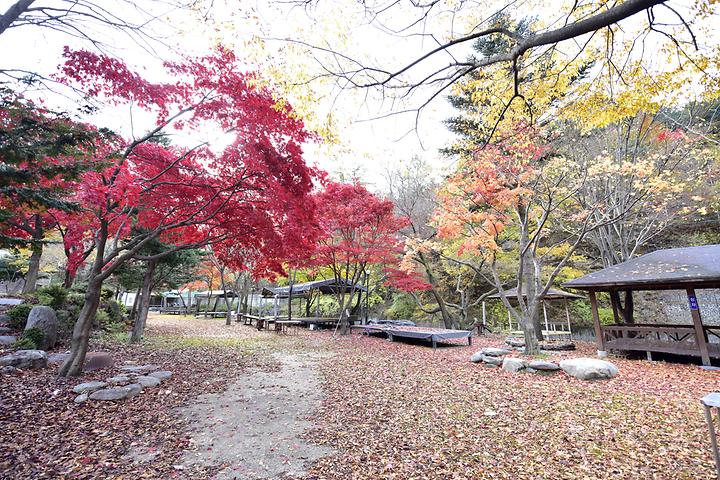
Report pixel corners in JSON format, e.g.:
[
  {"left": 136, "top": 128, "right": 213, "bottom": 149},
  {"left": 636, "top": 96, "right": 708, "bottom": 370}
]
[
  {"left": 94, "top": 309, "right": 109, "bottom": 326},
  {"left": 103, "top": 300, "right": 125, "bottom": 324},
  {"left": 12, "top": 336, "right": 37, "bottom": 350},
  {"left": 35, "top": 285, "right": 68, "bottom": 310},
  {"left": 20, "top": 327, "right": 45, "bottom": 348},
  {"left": 6, "top": 304, "right": 32, "bottom": 330}
]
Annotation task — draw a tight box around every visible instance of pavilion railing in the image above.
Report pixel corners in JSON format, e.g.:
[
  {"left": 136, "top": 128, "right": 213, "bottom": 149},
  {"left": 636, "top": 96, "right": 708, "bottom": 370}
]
[{"left": 600, "top": 323, "right": 720, "bottom": 358}]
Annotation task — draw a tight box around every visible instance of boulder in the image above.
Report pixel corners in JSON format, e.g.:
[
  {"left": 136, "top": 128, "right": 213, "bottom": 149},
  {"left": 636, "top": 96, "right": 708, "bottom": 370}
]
[
  {"left": 482, "top": 347, "right": 511, "bottom": 357},
  {"left": 502, "top": 357, "right": 527, "bottom": 373},
  {"left": 135, "top": 375, "right": 161, "bottom": 388},
  {"left": 1, "top": 365, "right": 19, "bottom": 375},
  {"left": 482, "top": 355, "right": 504, "bottom": 366},
  {"left": 540, "top": 341, "right": 576, "bottom": 351},
  {"left": 120, "top": 364, "right": 160, "bottom": 373},
  {"left": 74, "top": 394, "right": 89, "bottom": 404},
  {"left": 51, "top": 352, "right": 115, "bottom": 372},
  {"left": 72, "top": 381, "right": 108, "bottom": 394},
  {"left": 560, "top": 358, "right": 619, "bottom": 381},
  {"left": 0, "top": 349, "right": 47, "bottom": 369},
  {"left": 528, "top": 360, "right": 560, "bottom": 371},
  {"left": 505, "top": 337, "right": 525, "bottom": 348},
  {"left": 107, "top": 375, "right": 131, "bottom": 385},
  {"left": 148, "top": 370, "right": 172, "bottom": 381},
  {"left": 0, "top": 335, "right": 17, "bottom": 346},
  {"left": 0, "top": 326, "right": 12, "bottom": 334},
  {"left": 89, "top": 384, "right": 142, "bottom": 401},
  {"left": 84, "top": 352, "right": 114, "bottom": 371},
  {"left": 470, "top": 351, "right": 484, "bottom": 363},
  {"left": 25, "top": 306, "right": 58, "bottom": 350}
]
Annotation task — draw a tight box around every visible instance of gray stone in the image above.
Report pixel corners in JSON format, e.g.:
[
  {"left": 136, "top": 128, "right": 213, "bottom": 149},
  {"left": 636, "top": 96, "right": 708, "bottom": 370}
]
[
  {"left": 0, "top": 326, "right": 12, "bottom": 334},
  {"left": 72, "top": 381, "right": 108, "bottom": 394},
  {"left": 0, "top": 335, "right": 17, "bottom": 345},
  {"left": 107, "top": 375, "right": 131, "bottom": 385},
  {"left": 529, "top": 360, "right": 560, "bottom": 371},
  {"left": 483, "top": 363, "right": 499, "bottom": 368},
  {"left": 25, "top": 306, "right": 58, "bottom": 350},
  {"left": 148, "top": 370, "right": 172, "bottom": 380},
  {"left": 470, "top": 351, "right": 484, "bottom": 363},
  {"left": 74, "top": 393, "right": 89, "bottom": 404},
  {"left": 482, "top": 355, "right": 504, "bottom": 366},
  {"left": 135, "top": 375, "right": 161, "bottom": 388},
  {"left": 481, "top": 347, "right": 512, "bottom": 357},
  {"left": 560, "top": 358, "right": 619, "bottom": 381},
  {"left": 89, "top": 384, "right": 142, "bottom": 401},
  {"left": 48, "top": 353, "right": 68, "bottom": 364},
  {"left": 0, "top": 349, "right": 48, "bottom": 369},
  {"left": 120, "top": 364, "right": 160, "bottom": 373},
  {"left": 83, "top": 352, "right": 114, "bottom": 371},
  {"left": 501, "top": 357, "right": 527, "bottom": 373},
  {"left": 1, "top": 365, "right": 18, "bottom": 374}
]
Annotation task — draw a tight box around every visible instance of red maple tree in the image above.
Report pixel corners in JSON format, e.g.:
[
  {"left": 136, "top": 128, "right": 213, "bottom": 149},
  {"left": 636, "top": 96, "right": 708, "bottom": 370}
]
[{"left": 55, "top": 47, "right": 318, "bottom": 376}]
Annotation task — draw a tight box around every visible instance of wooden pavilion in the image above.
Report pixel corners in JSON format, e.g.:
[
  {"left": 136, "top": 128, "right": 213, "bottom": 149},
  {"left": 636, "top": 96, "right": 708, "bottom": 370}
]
[
  {"left": 563, "top": 244, "right": 720, "bottom": 365},
  {"left": 485, "top": 287, "right": 584, "bottom": 340}
]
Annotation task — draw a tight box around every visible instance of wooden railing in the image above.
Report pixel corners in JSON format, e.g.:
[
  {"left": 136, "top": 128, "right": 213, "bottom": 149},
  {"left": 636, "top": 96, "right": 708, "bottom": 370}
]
[{"left": 600, "top": 323, "right": 720, "bottom": 358}]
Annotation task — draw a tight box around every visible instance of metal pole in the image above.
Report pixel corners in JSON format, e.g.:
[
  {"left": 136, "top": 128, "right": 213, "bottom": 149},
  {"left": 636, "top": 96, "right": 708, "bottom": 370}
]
[{"left": 702, "top": 393, "right": 720, "bottom": 479}]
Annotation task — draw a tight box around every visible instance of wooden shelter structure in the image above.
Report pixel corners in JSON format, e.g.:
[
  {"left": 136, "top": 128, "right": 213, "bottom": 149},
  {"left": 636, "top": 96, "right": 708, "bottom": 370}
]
[
  {"left": 563, "top": 245, "right": 720, "bottom": 365},
  {"left": 485, "top": 287, "right": 583, "bottom": 339},
  {"left": 193, "top": 290, "right": 240, "bottom": 318},
  {"left": 261, "top": 279, "right": 367, "bottom": 328}
]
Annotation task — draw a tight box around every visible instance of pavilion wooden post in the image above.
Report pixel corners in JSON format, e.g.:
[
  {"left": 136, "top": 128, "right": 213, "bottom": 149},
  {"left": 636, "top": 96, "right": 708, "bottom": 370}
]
[
  {"left": 687, "top": 288, "right": 711, "bottom": 366},
  {"left": 609, "top": 291, "right": 621, "bottom": 324},
  {"left": 563, "top": 298, "right": 571, "bottom": 334},
  {"left": 588, "top": 291, "right": 606, "bottom": 357},
  {"left": 542, "top": 301, "right": 549, "bottom": 332}
]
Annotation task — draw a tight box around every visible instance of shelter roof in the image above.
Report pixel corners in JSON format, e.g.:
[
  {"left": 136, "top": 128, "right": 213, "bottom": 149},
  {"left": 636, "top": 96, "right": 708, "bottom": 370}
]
[
  {"left": 563, "top": 245, "right": 720, "bottom": 291},
  {"left": 263, "top": 279, "right": 367, "bottom": 298},
  {"left": 488, "top": 287, "right": 584, "bottom": 300}
]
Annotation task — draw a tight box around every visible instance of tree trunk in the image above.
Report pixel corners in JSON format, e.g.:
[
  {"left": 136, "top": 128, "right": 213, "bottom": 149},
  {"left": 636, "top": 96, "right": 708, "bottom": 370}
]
[
  {"left": 22, "top": 242, "right": 43, "bottom": 293},
  {"left": 130, "top": 285, "right": 141, "bottom": 321},
  {"left": 418, "top": 251, "right": 455, "bottom": 328},
  {"left": 131, "top": 259, "right": 157, "bottom": 343},
  {"left": 216, "top": 264, "right": 232, "bottom": 325},
  {"left": 58, "top": 275, "right": 103, "bottom": 377},
  {"left": 62, "top": 268, "right": 75, "bottom": 289}
]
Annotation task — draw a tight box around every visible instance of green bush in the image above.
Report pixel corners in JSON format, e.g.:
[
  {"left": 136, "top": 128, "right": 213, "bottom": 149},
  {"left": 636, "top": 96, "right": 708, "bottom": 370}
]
[
  {"left": 12, "top": 336, "right": 37, "bottom": 350},
  {"left": 55, "top": 309, "right": 77, "bottom": 335},
  {"left": 103, "top": 299, "right": 125, "bottom": 324},
  {"left": 6, "top": 304, "right": 32, "bottom": 330},
  {"left": 35, "top": 285, "right": 68, "bottom": 310},
  {"left": 94, "top": 309, "right": 109, "bottom": 325},
  {"left": 386, "top": 293, "right": 417, "bottom": 320},
  {"left": 20, "top": 327, "right": 45, "bottom": 348}
]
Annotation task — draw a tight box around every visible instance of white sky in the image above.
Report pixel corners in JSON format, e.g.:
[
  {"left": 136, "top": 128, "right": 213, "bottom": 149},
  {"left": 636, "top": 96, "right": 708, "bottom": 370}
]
[{"left": 1, "top": 0, "right": 716, "bottom": 191}]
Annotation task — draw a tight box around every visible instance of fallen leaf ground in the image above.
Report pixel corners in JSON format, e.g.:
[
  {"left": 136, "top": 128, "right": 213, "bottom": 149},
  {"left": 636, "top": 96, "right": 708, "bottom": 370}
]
[{"left": 1, "top": 317, "right": 719, "bottom": 479}]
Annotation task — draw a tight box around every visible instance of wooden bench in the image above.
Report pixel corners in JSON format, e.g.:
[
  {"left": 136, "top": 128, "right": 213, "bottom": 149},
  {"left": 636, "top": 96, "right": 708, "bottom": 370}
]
[{"left": 275, "top": 320, "right": 303, "bottom": 335}]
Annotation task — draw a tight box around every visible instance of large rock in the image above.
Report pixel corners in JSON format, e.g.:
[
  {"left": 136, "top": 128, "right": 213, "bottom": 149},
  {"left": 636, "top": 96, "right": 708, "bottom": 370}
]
[
  {"left": 482, "top": 347, "right": 511, "bottom": 357},
  {"left": 502, "top": 357, "right": 527, "bottom": 373},
  {"left": 560, "top": 358, "right": 619, "bottom": 381},
  {"left": 148, "top": 370, "right": 172, "bottom": 381},
  {"left": 482, "top": 355, "right": 504, "bottom": 366},
  {"left": 72, "top": 381, "right": 108, "bottom": 394},
  {"left": 120, "top": 364, "right": 160, "bottom": 373},
  {"left": 529, "top": 360, "right": 560, "bottom": 371},
  {"left": 89, "top": 384, "right": 142, "bottom": 401},
  {"left": 49, "top": 352, "right": 114, "bottom": 372},
  {"left": 107, "top": 375, "right": 131, "bottom": 385},
  {"left": 25, "top": 306, "right": 58, "bottom": 350},
  {"left": 0, "top": 335, "right": 17, "bottom": 346},
  {"left": 135, "top": 375, "right": 161, "bottom": 388},
  {"left": 470, "top": 351, "right": 484, "bottom": 363},
  {"left": 0, "top": 349, "right": 48, "bottom": 369}
]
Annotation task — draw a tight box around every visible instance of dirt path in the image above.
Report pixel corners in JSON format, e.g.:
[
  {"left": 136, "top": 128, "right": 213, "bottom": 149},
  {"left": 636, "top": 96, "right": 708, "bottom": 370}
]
[{"left": 176, "top": 351, "right": 333, "bottom": 479}]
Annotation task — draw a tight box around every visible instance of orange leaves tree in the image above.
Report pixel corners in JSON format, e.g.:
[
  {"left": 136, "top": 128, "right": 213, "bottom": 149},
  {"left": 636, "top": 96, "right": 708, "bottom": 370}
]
[{"left": 434, "top": 125, "right": 639, "bottom": 354}]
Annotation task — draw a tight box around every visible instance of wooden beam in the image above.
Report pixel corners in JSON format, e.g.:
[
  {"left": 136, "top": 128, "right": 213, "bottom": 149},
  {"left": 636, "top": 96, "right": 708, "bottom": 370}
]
[
  {"left": 687, "top": 288, "right": 711, "bottom": 366},
  {"left": 589, "top": 291, "right": 606, "bottom": 355},
  {"left": 609, "top": 290, "right": 621, "bottom": 323}
]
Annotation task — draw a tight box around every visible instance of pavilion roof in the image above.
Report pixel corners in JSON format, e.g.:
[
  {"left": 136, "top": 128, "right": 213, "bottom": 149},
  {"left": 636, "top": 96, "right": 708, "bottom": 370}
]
[
  {"left": 563, "top": 244, "right": 720, "bottom": 291},
  {"left": 263, "top": 279, "right": 367, "bottom": 298},
  {"left": 488, "top": 287, "right": 584, "bottom": 300}
]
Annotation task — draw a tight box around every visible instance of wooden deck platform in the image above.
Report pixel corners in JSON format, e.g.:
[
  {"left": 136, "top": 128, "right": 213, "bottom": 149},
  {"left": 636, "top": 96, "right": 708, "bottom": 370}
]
[
  {"left": 352, "top": 324, "right": 473, "bottom": 349},
  {"left": 602, "top": 324, "right": 720, "bottom": 359}
]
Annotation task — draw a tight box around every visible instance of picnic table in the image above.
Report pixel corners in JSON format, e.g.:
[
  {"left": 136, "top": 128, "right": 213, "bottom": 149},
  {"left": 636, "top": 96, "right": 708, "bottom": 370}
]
[{"left": 275, "top": 320, "right": 303, "bottom": 335}]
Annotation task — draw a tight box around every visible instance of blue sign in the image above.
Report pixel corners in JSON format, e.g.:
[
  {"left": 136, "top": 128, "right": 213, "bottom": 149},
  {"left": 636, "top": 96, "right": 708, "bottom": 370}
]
[{"left": 689, "top": 295, "right": 699, "bottom": 310}]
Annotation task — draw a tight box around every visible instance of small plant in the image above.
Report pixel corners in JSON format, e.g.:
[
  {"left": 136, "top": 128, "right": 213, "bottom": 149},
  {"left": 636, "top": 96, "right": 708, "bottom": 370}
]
[
  {"left": 20, "top": 327, "right": 45, "bottom": 348},
  {"left": 12, "top": 336, "right": 37, "bottom": 350},
  {"left": 6, "top": 304, "right": 32, "bottom": 330},
  {"left": 94, "top": 309, "right": 110, "bottom": 326},
  {"left": 35, "top": 285, "right": 68, "bottom": 310}
]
